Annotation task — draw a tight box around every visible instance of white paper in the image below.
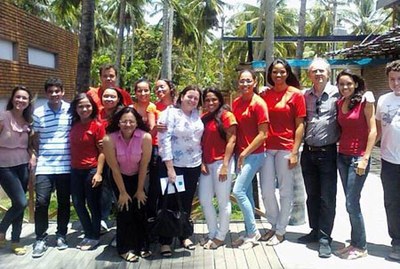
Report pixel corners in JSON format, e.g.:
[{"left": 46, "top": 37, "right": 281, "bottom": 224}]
[{"left": 160, "top": 175, "right": 185, "bottom": 194}]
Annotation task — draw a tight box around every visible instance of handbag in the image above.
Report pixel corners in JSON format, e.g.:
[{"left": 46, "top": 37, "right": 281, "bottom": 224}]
[{"left": 150, "top": 182, "right": 194, "bottom": 238}]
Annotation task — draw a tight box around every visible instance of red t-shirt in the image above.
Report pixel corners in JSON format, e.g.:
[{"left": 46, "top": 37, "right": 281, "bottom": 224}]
[
  {"left": 201, "top": 110, "right": 237, "bottom": 164},
  {"left": 232, "top": 94, "right": 269, "bottom": 155},
  {"left": 87, "top": 86, "right": 134, "bottom": 111},
  {"left": 337, "top": 98, "right": 368, "bottom": 156},
  {"left": 262, "top": 88, "right": 306, "bottom": 150},
  {"left": 70, "top": 119, "right": 105, "bottom": 169}
]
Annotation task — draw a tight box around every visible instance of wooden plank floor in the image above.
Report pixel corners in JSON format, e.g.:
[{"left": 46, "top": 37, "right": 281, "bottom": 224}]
[{"left": 0, "top": 220, "right": 283, "bottom": 269}]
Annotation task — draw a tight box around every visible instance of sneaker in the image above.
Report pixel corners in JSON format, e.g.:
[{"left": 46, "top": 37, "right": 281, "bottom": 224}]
[
  {"left": 32, "top": 239, "right": 48, "bottom": 258},
  {"left": 80, "top": 239, "right": 99, "bottom": 251},
  {"left": 11, "top": 243, "right": 27, "bottom": 255},
  {"left": 343, "top": 247, "right": 368, "bottom": 260},
  {"left": 318, "top": 240, "right": 332, "bottom": 258},
  {"left": 238, "top": 231, "right": 261, "bottom": 250},
  {"left": 100, "top": 220, "right": 109, "bottom": 234},
  {"left": 388, "top": 245, "right": 400, "bottom": 261},
  {"left": 297, "top": 230, "right": 318, "bottom": 244},
  {"left": 56, "top": 237, "right": 68, "bottom": 250},
  {"left": 76, "top": 238, "right": 89, "bottom": 249},
  {"left": 334, "top": 245, "right": 354, "bottom": 256}
]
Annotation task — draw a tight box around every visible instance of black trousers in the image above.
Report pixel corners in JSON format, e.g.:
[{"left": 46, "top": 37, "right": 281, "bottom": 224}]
[
  {"left": 113, "top": 174, "right": 148, "bottom": 255},
  {"left": 158, "top": 165, "right": 201, "bottom": 245}
]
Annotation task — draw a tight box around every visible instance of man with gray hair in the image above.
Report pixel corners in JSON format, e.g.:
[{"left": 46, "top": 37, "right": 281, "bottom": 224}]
[{"left": 298, "top": 58, "right": 340, "bottom": 258}]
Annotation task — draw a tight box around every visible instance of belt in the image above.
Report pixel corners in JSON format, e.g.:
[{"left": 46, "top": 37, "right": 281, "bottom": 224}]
[{"left": 305, "top": 143, "right": 336, "bottom": 152}]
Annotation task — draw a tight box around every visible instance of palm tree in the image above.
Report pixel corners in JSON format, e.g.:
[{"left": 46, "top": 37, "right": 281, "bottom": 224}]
[
  {"left": 76, "top": 0, "right": 95, "bottom": 92},
  {"left": 161, "top": 0, "right": 174, "bottom": 79},
  {"left": 340, "top": 0, "right": 390, "bottom": 35}
]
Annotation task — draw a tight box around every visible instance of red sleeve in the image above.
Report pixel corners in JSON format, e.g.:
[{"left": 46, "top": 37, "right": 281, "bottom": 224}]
[
  {"left": 221, "top": 111, "right": 237, "bottom": 129},
  {"left": 254, "top": 97, "right": 269, "bottom": 125},
  {"left": 293, "top": 92, "right": 306, "bottom": 118},
  {"left": 120, "top": 88, "right": 134, "bottom": 106}
]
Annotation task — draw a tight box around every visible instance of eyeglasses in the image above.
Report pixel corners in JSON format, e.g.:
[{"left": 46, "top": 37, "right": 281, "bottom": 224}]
[
  {"left": 155, "top": 85, "right": 168, "bottom": 93},
  {"left": 239, "top": 79, "right": 254, "bottom": 85},
  {"left": 119, "top": 120, "right": 136, "bottom": 126},
  {"left": 315, "top": 99, "right": 322, "bottom": 115}
]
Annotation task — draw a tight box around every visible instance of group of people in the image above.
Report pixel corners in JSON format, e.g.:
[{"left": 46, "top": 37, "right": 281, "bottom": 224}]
[{"left": 0, "top": 58, "right": 399, "bottom": 264}]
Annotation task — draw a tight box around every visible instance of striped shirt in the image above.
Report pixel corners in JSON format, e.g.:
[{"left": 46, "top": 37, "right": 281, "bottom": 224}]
[{"left": 33, "top": 101, "right": 71, "bottom": 175}]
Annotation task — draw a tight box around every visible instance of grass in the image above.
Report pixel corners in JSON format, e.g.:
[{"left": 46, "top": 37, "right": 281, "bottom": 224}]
[{"left": 0, "top": 193, "right": 79, "bottom": 222}]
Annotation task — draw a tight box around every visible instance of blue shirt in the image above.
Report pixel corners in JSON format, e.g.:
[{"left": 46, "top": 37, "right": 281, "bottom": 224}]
[{"left": 33, "top": 100, "right": 71, "bottom": 175}]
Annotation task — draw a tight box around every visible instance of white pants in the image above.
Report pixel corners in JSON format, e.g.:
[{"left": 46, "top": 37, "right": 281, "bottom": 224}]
[
  {"left": 198, "top": 159, "right": 234, "bottom": 241},
  {"left": 259, "top": 150, "right": 294, "bottom": 236}
]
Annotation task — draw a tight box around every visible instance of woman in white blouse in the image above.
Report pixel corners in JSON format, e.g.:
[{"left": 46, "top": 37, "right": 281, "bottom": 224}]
[{"left": 157, "top": 85, "right": 204, "bottom": 257}]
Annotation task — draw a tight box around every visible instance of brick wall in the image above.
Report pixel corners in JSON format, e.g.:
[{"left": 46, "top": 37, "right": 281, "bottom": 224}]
[
  {"left": 0, "top": 2, "right": 78, "bottom": 101},
  {"left": 362, "top": 64, "right": 392, "bottom": 100}
]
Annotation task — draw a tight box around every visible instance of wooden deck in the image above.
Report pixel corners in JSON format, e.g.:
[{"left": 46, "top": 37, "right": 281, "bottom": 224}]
[{"left": 0, "top": 220, "right": 283, "bottom": 269}]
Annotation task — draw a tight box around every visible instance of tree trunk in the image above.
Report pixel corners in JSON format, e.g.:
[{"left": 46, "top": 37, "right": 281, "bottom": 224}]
[
  {"left": 255, "top": 0, "right": 266, "bottom": 60},
  {"left": 161, "top": 0, "right": 173, "bottom": 80},
  {"left": 264, "top": 0, "right": 276, "bottom": 81},
  {"left": 76, "top": 0, "right": 95, "bottom": 93},
  {"left": 294, "top": 0, "right": 307, "bottom": 80},
  {"left": 115, "top": 0, "right": 126, "bottom": 86}
]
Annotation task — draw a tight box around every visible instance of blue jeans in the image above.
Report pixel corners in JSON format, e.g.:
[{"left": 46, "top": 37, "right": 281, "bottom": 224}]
[
  {"left": 0, "top": 164, "right": 29, "bottom": 242},
  {"left": 381, "top": 159, "right": 400, "bottom": 247},
  {"left": 301, "top": 146, "right": 337, "bottom": 242},
  {"left": 232, "top": 152, "right": 266, "bottom": 236},
  {"left": 337, "top": 153, "right": 369, "bottom": 249},
  {"left": 34, "top": 174, "right": 71, "bottom": 239},
  {"left": 71, "top": 168, "right": 102, "bottom": 240}
]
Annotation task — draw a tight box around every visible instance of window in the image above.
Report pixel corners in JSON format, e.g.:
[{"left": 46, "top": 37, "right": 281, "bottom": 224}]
[
  {"left": 0, "top": 38, "right": 17, "bottom": 61},
  {"left": 28, "top": 47, "right": 56, "bottom": 68}
]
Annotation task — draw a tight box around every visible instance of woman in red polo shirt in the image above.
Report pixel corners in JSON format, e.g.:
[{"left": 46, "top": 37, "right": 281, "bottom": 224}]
[
  {"left": 259, "top": 58, "right": 305, "bottom": 245},
  {"left": 69, "top": 93, "right": 105, "bottom": 251},
  {"left": 199, "top": 87, "right": 237, "bottom": 249}
]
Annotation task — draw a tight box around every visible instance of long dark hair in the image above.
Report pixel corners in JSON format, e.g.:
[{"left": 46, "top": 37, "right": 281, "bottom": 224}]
[
  {"left": 69, "top": 92, "right": 98, "bottom": 126},
  {"left": 156, "top": 78, "right": 176, "bottom": 99},
  {"left": 336, "top": 69, "right": 366, "bottom": 111},
  {"left": 267, "top": 58, "right": 300, "bottom": 88},
  {"left": 106, "top": 106, "right": 149, "bottom": 134},
  {"left": 101, "top": 87, "right": 124, "bottom": 114},
  {"left": 134, "top": 78, "right": 152, "bottom": 93},
  {"left": 176, "top": 85, "right": 203, "bottom": 108},
  {"left": 6, "top": 86, "right": 34, "bottom": 124},
  {"left": 202, "top": 87, "right": 231, "bottom": 141}
]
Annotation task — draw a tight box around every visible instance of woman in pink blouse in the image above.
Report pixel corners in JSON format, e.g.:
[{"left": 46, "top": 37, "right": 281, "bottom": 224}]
[
  {"left": 0, "top": 86, "right": 34, "bottom": 255},
  {"left": 103, "top": 107, "right": 152, "bottom": 262}
]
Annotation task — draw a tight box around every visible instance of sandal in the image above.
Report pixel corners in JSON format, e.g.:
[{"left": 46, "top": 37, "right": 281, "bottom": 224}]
[
  {"left": 265, "top": 234, "right": 285, "bottom": 246},
  {"left": 140, "top": 250, "right": 152, "bottom": 258},
  {"left": 11, "top": 243, "right": 27, "bottom": 256},
  {"left": 232, "top": 236, "right": 245, "bottom": 248},
  {"left": 182, "top": 239, "right": 195, "bottom": 250},
  {"left": 260, "top": 230, "right": 275, "bottom": 241},
  {"left": 204, "top": 238, "right": 224, "bottom": 250},
  {"left": 120, "top": 251, "right": 139, "bottom": 262},
  {"left": 199, "top": 237, "right": 210, "bottom": 247},
  {"left": 160, "top": 244, "right": 172, "bottom": 258}
]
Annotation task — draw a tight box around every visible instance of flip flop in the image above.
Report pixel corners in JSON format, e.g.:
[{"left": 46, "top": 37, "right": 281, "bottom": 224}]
[
  {"left": 204, "top": 239, "right": 224, "bottom": 250},
  {"left": 182, "top": 239, "right": 196, "bottom": 250},
  {"left": 160, "top": 245, "right": 172, "bottom": 258},
  {"left": 260, "top": 230, "right": 276, "bottom": 241},
  {"left": 140, "top": 250, "right": 152, "bottom": 258},
  {"left": 120, "top": 251, "right": 139, "bottom": 262}
]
